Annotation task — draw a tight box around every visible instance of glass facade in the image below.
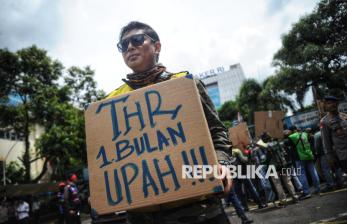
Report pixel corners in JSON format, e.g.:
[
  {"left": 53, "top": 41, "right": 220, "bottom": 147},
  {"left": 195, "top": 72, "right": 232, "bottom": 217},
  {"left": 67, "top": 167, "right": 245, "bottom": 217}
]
[
  {"left": 199, "top": 64, "right": 246, "bottom": 109},
  {"left": 8, "top": 93, "right": 22, "bottom": 106},
  {"left": 206, "top": 83, "right": 221, "bottom": 108}
]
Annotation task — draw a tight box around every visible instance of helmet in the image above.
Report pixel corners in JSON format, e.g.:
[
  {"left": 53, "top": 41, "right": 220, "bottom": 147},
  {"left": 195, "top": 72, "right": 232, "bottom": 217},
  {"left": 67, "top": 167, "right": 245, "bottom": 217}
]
[{"left": 69, "top": 173, "right": 78, "bottom": 182}]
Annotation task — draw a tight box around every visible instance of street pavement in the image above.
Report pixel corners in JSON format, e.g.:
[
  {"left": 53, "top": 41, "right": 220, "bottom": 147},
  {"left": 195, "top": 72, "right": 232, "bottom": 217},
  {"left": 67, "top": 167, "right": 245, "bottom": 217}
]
[
  {"left": 75, "top": 187, "right": 347, "bottom": 224},
  {"left": 226, "top": 187, "right": 347, "bottom": 224}
]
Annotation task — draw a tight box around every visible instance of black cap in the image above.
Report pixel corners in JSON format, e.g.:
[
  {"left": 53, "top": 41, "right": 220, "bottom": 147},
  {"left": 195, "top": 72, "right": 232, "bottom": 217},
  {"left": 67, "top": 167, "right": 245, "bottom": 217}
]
[{"left": 324, "top": 96, "right": 339, "bottom": 102}]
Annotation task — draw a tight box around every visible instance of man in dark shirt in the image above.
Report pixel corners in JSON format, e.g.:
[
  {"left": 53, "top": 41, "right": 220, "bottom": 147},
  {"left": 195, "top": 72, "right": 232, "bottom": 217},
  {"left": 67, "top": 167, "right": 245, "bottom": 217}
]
[
  {"left": 107, "top": 21, "right": 234, "bottom": 224},
  {"left": 64, "top": 174, "right": 81, "bottom": 224},
  {"left": 321, "top": 96, "right": 347, "bottom": 173}
]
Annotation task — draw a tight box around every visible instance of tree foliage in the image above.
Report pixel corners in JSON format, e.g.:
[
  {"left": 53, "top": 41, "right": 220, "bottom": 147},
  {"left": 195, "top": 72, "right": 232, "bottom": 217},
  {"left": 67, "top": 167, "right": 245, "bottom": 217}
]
[
  {"left": 65, "top": 66, "right": 105, "bottom": 109},
  {"left": 0, "top": 45, "right": 104, "bottom": 183},
  {"left": 259, "top": 76, "right": 295, "bottom": 112},
  {"left": 218, "top": 100, "right": 238, "bottom": 122},
  {"left": 218, "top": 78, "right": 292, "bottom": 125},
  {"left": 0, "top": 46, "right": 63, "bottom": 182},
  {"left": 4, "top": 161, "right": 25, "bottom": 184},
  {"left": 218, "top": 0, "right": 346, "bottom": 127},
  {"left": 273, "top": 0, "right": 347, "bottom": 106},
  {"left": 236, "top": 79, "right": 262, "bottom": 124}
]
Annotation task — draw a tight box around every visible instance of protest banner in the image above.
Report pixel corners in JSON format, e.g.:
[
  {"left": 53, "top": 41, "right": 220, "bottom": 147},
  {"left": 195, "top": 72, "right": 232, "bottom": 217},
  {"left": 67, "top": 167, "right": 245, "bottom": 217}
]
[
  {"left": 283, "top": 110, "right": 320, "bottom": 130},
  {"left": 254, "top": 111, "right": 284, "bottom": 139},
  {"left": 228, "top": 122, "right": 250, "bottom": 150},
  {"left": 85, "top": 76, "right": 223, "bottom": 214}
]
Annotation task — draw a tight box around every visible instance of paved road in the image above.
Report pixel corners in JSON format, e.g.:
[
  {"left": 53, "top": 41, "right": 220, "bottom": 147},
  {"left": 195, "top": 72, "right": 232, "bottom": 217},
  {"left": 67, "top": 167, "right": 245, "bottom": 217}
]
[
  {"left": 226, "top": 187, "right": 347, "bottom": 224},
  {"left": 73, "top": 187, "right": 347, "bottom": 224}
]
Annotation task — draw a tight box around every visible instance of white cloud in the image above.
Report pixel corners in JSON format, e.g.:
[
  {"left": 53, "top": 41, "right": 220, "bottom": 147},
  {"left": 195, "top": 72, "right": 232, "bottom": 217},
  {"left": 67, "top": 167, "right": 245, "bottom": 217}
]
[{"left": 1, "top": 0, "right": 319, "bottom": 93}]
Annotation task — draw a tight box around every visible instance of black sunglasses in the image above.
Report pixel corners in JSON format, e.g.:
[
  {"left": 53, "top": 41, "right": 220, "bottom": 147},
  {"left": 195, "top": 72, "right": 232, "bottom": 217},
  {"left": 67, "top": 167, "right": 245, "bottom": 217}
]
[{"left": 117, "top": 33, "right": 155, "bottom": 53}]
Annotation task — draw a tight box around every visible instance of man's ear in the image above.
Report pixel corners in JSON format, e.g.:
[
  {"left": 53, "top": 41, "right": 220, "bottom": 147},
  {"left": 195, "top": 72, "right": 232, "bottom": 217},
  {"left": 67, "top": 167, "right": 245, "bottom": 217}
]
[{"left": 154, "top": 41, "right": 161, "bottom": 54}]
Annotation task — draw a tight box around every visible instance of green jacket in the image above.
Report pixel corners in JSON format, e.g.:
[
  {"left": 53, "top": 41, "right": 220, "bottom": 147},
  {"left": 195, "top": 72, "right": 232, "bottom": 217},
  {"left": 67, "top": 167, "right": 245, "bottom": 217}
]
[{"left": 289, "top": 132, "right": 314, "bottom": 161}]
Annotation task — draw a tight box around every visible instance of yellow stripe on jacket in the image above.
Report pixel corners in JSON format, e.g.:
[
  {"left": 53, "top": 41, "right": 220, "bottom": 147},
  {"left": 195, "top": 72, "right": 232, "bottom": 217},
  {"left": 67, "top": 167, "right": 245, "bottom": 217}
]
[{"left": 106, "top": 71, "right": 189, "bottom": 99}]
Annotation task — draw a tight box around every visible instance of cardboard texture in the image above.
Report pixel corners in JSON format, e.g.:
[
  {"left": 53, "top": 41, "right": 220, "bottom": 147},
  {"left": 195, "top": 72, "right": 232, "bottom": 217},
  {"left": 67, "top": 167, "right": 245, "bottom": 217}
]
[
  {"left": 254, "top": 111, "right": 284, "bottom": 139},
  {"left": 228, "top": 122, "right": 250, "bottom": 150},
  {"left": 85, "top": 76, "right": 223, "bottom": 214}
]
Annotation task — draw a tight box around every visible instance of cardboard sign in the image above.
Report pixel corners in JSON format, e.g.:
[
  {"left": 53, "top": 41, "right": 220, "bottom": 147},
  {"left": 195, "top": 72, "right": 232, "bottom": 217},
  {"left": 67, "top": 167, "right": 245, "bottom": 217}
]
[
  {"left": 254, "top": 111, "right": 284, "bottom": 139},
  {"left": 228, "top": 122, "right": 250, "bottom": 150},
  {"left": 85, "top": 76, "right": 223, "bottom": 214}
]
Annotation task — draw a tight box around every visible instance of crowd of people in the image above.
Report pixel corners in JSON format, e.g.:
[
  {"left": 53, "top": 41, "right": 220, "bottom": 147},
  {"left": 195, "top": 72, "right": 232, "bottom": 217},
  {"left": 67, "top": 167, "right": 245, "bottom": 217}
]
[
  {"left": 224, "top": 96, "right": 347, "bottom": 224},
  {"left": 0, "top": 198, "right": 30, "bottom": 224},
  {"left": 0, "top": 173, "right": 83, "bottom": 224},
  {"left": 56, "top": 174, "right": 82, "bottom": 224},
  {"left": 95, "top": 21, "right": 347, "bottom": 224}
]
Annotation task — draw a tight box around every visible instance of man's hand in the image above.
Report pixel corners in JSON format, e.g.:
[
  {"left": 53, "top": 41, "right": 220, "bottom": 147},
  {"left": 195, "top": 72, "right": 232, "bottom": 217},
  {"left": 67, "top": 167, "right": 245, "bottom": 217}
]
[
  {"left": 218, "top": 164, "right": 233, "bottom": 196},
  {"left": 69, "top": 210, "right": 76, "bottom": 215}
]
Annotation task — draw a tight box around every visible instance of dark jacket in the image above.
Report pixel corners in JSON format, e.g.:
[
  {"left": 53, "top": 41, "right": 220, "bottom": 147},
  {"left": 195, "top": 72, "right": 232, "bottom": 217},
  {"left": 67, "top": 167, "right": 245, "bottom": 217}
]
[
  {"left": 64, "top": 182, "right": 81, "bottom": 212},
  {"left": 266, "top": 141, "right": 291, "bottom": 169},
  {"left": 282, "top": 137, "right": 299, "bottom": 163},
  {"left": 321, "top": 113, "right": 347, "bottom": 160}
]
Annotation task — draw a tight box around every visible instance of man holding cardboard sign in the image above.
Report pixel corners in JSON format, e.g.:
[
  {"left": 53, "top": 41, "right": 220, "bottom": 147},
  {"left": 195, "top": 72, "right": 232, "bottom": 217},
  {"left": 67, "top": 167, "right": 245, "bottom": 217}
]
[{"left": 86, "top": 21, "right": 234, "bottom": 224}]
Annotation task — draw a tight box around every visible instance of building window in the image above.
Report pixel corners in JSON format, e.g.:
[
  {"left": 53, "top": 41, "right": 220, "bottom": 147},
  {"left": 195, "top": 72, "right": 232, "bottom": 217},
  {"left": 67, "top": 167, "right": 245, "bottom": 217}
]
[
  {"left": 0, "top": 130, "right": 24, "bottom": 141},
  {"left": 206, "top": 83, "right": 221, "bottom": 109}
]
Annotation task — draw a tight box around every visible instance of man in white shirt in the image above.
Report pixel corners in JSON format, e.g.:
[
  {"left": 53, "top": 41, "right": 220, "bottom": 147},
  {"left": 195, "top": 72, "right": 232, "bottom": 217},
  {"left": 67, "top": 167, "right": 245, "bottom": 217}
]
[{"left": 15, "top": 198, "right": 30, "bottom": 223}]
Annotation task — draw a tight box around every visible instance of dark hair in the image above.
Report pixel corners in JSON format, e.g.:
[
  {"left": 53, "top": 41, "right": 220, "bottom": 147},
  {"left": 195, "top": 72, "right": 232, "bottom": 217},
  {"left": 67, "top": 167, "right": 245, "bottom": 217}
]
[
  {"left": 289, "top": 126, "right": 297, "bottom": 132},
  {"left": 119, "top": 21, "right": 160, "bottom": 43},
  {"left": 260, "top": 132, "right": 271, "bottom": 142},
  {"left": 119, "top": 21, "right": 161, "bottom": 62}
]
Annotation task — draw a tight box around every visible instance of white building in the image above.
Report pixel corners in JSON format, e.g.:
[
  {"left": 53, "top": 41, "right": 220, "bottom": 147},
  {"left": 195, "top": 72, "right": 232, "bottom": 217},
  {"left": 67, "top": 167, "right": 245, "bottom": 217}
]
[
  {"left": 196, "top": 63, "right": 246, "bottom": 109},
  {"left": 0, "top": 125, "right": 45, "bottom": 183}
]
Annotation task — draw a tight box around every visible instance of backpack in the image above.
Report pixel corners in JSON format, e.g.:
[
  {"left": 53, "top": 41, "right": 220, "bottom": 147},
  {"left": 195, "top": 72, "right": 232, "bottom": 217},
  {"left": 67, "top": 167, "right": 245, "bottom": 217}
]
[{"left": 294, "top": 132, "right": 314, "bottom": 161}]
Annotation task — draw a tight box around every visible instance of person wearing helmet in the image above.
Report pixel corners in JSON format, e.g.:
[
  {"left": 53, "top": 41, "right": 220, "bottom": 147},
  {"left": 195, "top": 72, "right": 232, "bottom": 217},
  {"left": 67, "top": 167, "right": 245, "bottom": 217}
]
[{"left": 64, "top": 174, "right": 81, "bottom": 224}]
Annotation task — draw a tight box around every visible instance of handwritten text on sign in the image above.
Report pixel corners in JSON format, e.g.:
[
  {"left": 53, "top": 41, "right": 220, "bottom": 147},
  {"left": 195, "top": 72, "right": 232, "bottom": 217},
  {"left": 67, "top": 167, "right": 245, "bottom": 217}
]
[{"left": 85, "top": 77, "right": 223, "bottom": 214}]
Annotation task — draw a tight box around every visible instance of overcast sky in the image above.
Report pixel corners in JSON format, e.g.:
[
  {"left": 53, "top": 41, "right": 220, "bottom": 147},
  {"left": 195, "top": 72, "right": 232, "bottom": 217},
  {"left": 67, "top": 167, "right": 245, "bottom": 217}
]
[{"left": 0, "top": 0, "right": 320, "bottom": 94}]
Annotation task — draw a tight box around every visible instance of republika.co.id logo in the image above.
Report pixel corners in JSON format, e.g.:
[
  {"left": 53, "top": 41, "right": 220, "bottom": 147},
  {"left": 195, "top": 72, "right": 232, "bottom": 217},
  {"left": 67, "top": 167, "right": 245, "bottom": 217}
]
[{"left": 182, "top": 165, "right": 302, "bottom": 179}]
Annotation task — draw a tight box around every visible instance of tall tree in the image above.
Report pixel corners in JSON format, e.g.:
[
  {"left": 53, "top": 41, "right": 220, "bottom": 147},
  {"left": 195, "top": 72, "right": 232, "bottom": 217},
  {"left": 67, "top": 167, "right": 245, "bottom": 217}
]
[
  {"left": 0, "top": 46, "right": 63, "bottom": 182},
  {"left": 259, "top": 76, "right": 295, "bottom": 112},
  {"left": 35, "top": 66, "right": 105, "bottom": 180},
  {"left": 34, "top": 102, "right": 85, "bottom": 181},
  {"left": 237, "top": 79, "right": 262, "bottom": 124},
  {"left": 1, "top": 46, "right": 104, "bottom": 183},
  {"left": 273, "top": 0, "right": 347, "bottom": 106},
  {"left": 234, "top": 78, "right": 292, "bottom": 125},
  {"left": 218, "top": 100, "right": 238, "bottom": 122},
  {"left": 64, "top": 66, "right": 105, "bottom": 109}
]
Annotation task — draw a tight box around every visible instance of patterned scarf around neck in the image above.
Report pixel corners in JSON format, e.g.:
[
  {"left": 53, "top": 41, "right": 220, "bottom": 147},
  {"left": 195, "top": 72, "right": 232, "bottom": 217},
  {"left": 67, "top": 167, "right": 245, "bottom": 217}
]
[{"left": 122, "top": 64, "right": 171, "bottom": 89}]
